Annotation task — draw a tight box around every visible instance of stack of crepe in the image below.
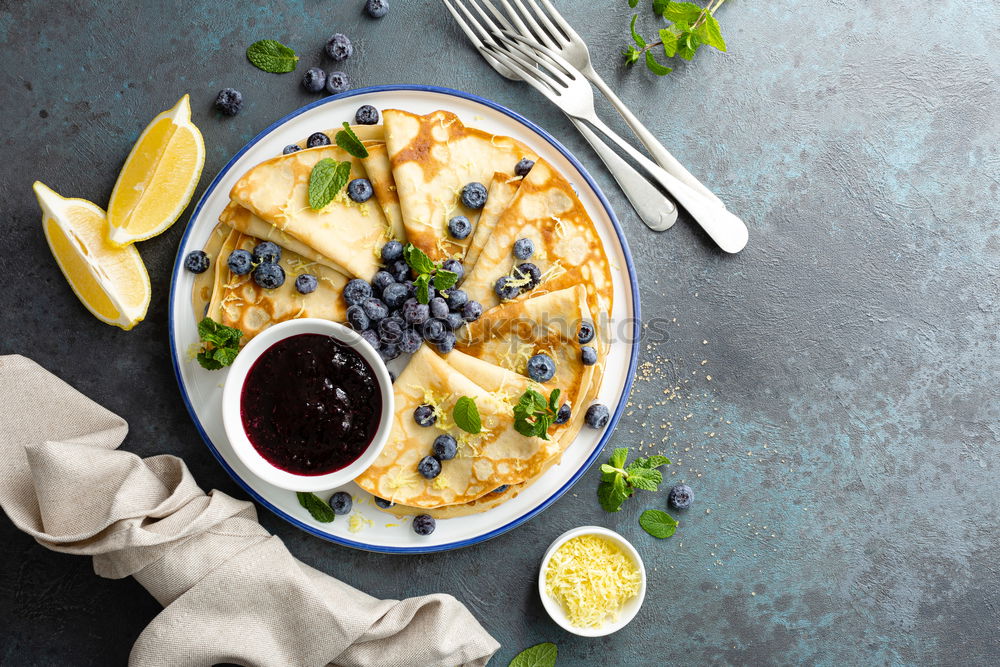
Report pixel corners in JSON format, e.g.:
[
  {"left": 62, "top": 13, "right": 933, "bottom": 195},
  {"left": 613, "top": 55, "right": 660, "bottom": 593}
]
[{"left": 193, "top": 110, "right": 614, "bottom": 518}]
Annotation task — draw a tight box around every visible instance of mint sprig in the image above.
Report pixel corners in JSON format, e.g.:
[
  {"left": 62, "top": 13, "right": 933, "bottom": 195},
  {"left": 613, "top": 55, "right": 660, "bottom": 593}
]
[
  {"left": 623, "top": 0, "right": 727, "bottom": 76},
  {"left": 597, "top": 447, "right": 670, "bottom": 512},
  {"left": 246, "top": 39, "right": 299, "bottom": 74},
  {"left": 508, "top": 642, "right": 557, "bottom": 667},
  {"left": 335, "top": 122, "right": 369, "bottom": 159},
  {"left": 308, "top": 158, "right": 352, "bottom": 210},
  {"left": 196, "top": 317, "right": 243, "bottom": 370},
  {"left": 453, "top": 396, "right": 482, "bottom": 434},
  {"left": 296, "top": 492, "right": 335, "bottom": 523},
  {"left": 403, "top": 244, "right": 459, "bottom": 304},
  {"left": 513, "top": 388, "right": 561, "bottom": 441},
  {"left": 639, "top": 509, "right": 678, "bottom": 538}
]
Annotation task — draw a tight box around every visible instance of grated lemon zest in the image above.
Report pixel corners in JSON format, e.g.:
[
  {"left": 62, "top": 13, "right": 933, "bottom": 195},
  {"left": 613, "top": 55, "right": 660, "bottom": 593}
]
[
  {"left": 348, "top": 514, "right": 372, "bottom": 533},
  {"left": 544, "top": 535, "right": 641, "bottom": 629},
  {"left": 432, "top": 476, "right": 449, "bottom": 490}
]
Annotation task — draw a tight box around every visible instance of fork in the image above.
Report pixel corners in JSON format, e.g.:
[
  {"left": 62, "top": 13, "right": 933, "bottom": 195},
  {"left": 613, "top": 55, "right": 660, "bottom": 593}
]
[
  {"left": 442, "top": 0, "right": 678, "bottom": 232},
  {"left": 485, "top": 0, "right": 723, "bottom": 207},
  {"left": 483, "top": 30, "right": 749, "bottom": 253}
]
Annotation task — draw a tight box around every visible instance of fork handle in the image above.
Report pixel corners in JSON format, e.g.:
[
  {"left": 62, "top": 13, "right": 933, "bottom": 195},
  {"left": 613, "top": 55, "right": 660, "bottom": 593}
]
[
  {"left": 583, "top": 65, "right": 724, "bottom": 208},
  {"left": 570, "top": 116, "right": 677, "bottom": 232}
]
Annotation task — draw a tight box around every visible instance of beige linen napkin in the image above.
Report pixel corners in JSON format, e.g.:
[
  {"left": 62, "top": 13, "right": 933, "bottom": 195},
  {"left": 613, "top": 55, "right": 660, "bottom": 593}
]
[{"left": 0, "top": 354, "right": 499, "bottom": 667}]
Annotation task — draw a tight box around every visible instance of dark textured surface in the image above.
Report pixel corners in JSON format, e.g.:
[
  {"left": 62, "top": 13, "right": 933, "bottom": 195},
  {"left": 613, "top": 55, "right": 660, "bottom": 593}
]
[{"left": 1, "top": 1, "right": 998, "bottom": 665}]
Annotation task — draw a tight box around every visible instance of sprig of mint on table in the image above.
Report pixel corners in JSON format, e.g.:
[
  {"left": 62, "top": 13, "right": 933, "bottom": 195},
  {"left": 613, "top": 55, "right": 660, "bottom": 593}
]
[
  {"left": 453, "top": 396, "right": 482, "bottom": 434},
  {"left": 403, "top": 244, "right": 459, "bottom": 304},
  {"left": 196, "top": 317, "right": 243, "bottom": 370},
  {"left": 246, "top": 39, "right": 299, "bottom": 74},
  {"left": 597, "top": 446, "right": 670, "bottom": 512},
  {"left": 623, "top": 0, "right": 728, "bottom": 76},
  {"left": 508, "top": 642, "right": 557, "bottom": 667},
  {"left": 513, "top": 388, "right": 562, "bottom": 441},
  {"left": 335, "top": 122, "right": 369, "bottom": 159},
  {"left": 308, "top": 158, "right": 352, "bottom": 210},
  {"left": 297, "top": 492, "right": 335, "bottom": 523}
]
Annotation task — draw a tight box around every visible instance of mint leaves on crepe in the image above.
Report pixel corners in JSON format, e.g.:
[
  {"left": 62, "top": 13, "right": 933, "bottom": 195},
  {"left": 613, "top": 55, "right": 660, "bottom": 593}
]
[{"left": 403, "top": 244, "right": 458, "bottom": 304}]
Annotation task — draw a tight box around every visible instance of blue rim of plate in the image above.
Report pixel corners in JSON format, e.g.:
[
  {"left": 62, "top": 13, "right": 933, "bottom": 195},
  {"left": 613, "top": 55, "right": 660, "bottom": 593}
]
[{"left": 168, "top": 84, "right": 641, "bottom": 554}]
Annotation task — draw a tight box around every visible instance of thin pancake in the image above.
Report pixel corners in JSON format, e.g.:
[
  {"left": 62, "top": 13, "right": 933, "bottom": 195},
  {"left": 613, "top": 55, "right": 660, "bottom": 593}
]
[
  {"left": 192, "top": 222, "right": 230, "bottom": 320},
  {"left": 360, "top": 141, "right": 406, "bottom": 242},
  {"left": 465, "top": 170, "right": 520, "bottom": 272}
]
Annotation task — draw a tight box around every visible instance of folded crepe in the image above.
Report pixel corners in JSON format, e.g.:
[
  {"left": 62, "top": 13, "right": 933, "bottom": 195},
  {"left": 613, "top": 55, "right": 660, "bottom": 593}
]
[
  {"left": 361, "top": 141, "right": 406, "bottom": 242},
  {"left": 460, "top": 158, "right": 614, "bottom": 327},
  {"left": 354, "top": 345, "right": 560, "bottom": 509},
  {"left": 464, "top": 171, "right": 520, "bottom": 272},
  {"left": 230, "top": 145, "right": 392, "bottom": 281},
  {"left": 192, "top": 222, "right": 230, "bottom": 320},
  {"left": 382, "top": 109, "right": 536, "bottom": 261}
]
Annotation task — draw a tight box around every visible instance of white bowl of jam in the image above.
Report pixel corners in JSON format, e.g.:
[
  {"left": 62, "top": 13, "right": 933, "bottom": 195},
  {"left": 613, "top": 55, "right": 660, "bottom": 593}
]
[{"left": 222, "top": 318, "right": 394, "bottom": 492}]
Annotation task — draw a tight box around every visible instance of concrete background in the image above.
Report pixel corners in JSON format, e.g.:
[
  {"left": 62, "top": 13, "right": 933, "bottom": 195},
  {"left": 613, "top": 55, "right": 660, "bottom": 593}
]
[{"left": 1, "top": 1, "right": 998, "bottom": 665}]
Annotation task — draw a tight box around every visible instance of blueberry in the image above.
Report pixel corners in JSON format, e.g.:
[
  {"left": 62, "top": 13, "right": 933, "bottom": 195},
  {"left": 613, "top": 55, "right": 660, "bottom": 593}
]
[
  {"left": 326, "top": 33, "right": 353, "bottom": 60},
  {"left": 581, "top": 346, "right": 597, "bottom": 366},
  {"left": 433, "top": 434, "right": 458, "bottom": 461},
  {"left": 379, "top": 343, "right": 400, "bottom": 361},
  {"left": 326, "top": 71, "right": 351, "bottom": 94},
  {"left": 494, "top": 276, "right": 519, "bottom": 301},
  {"left": 302, "top": 67, "right": 326, "bottom": 93},
  {"left": 668, "top": 484, "right": 694, "bottom": 510},
  {"left": 343, "top": 278, "right": 372, "bottom": 305},
  {"left": 429, "top": 296, "right": 449, "bottom": 319},
  {"left": 412, "top": 514, "right": 436, "bottom": 536},
  {"left": 362, "top": 297, "right": 389, "bottom": 322},
  {"left": 365, "top": 0, "right": 390, "bottom": 19},
  {"left": 461, "top": 300, "right": 483, "bottom": 322},
  {"left": 227, "top": 249, "right": 253, "bottom": 275},
  {"left": 461, "top": 182, "right": 488, "bottom": 209},
  {"left": 441, "top": 258, "right": 464, "bottom": 282},
  {"left": 381, "top": 239, "right": 403, "bottom": 263},
  {"left": 445, "top": 312, "right": 465, "bottom": 331},
  {"left": 584, "top": 403, "right": 610, "bottom": 429},
  {"left": 436, "top": 331, "right": 456, "bottom": 355},
  {"left": 444, "top": 288, "right": 468, "bottom": 311},
  {"left": 282, "top": 144, "right": 302, "bottom": 155},
  {"left": 346, "top": 304, "right": 370, "bottom": 331},
  {"left": 422, "top": 318, "right": 447, "bottom": 344},
  {"left": 378, "top": 315, "right": 405, "bottom": 344},
  {"left": 514, "top": 158, "right": 535, "bottom": 177},
  {"left": 214, "top": 88, "right": 242, "bottom": 116},
  {"left": 253, "top": 262, "right": 285, "bottom": 289},
  {"left": 382, "top": 282, "right": 408, "bottom": 309},
  {"left": 399, "top": 328, "right": 422, "bottom": 354},
  {"left": 526, "top": 353, "right": 556, "bottom": 382},
  {"left": 578, "top": 320, "right": 595, "bottom": 344},
  {"left": 348, "top": 178, "right": 373, "bottom": 203},
  {"left": 371, "top": 270, "right": 395, "bottom": 295},
  {"left": 360, "top": 328, "right": 380, "bottom": 349},
  {"left": 329, "top": 491, "right": 352, "bottom": 515},
  {"left": 373, "top": 496, "right": 395, "bottom": 509},
  {"left": 491, "top": 485, "right": 509, "bottom": 495},
  {"left": 252, "top": 241, "right": 281, "bottom": 264},
  {"left": 356, "top": 104, "right": 380, "bottom": 124},
  {"left": 417, "top": 455, "right": 441, "bottom": 479},
  {"left": 403, "top": 299, "right": 429, "bottom": 325},
  {"left": 295, "top": 273, "right": 318, "bottom": 294},
  {"left": 402, "top": 280, "right": 416, "bottom": 299},
  {"left": 514, "top": 262, "right": 541, "bottom": 291},
  {"left": 390, "top": 259, "right": 411, "bottom": 282},
  {"left": 554, "top": 404, "right": 571, "bottom": 424},
  {"left": 513, "top": 238, "right": 534, "bottom": 260},
  {"left": 414, "top": 404, "right": 437, "bottom": 427},
  {"left": 184, "top": 250, "right": 210, "bottom": 274},
  {"left": 448, "top": 215, "right": 472, "bottom": 239},
  {"left": 307, "top": 132, "right": 331, "bottom": 148}
]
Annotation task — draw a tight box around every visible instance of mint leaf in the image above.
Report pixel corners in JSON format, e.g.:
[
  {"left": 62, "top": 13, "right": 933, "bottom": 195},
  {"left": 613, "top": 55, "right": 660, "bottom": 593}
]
[
  {"left": 403, "top": 243, "right": 436, "bottom": 275},
  {"left": 513, "top": 388, "right": 560, "bottom": 440},
  {"left": 659, "top": 27, "right": 679, "bottom": 57},
  {"left": 548, "top": 388, "right": 561, "bottom": 413},
  {"left": 597, "top": 446, "right": 671, "bottom": 511},
  {"left": 508, "top": 642, "right": 557, "bottom": 667},
  {"left": 297, "top": 492, "right": 335, "bottom": 523},
  {"left": 414, "top": 273, "right": 431, "bottom": 304},
  {"left": 632, "top": 454, "right": 671, "bottom": 469},
  {"left": 196, "top": 317, "right": 243, "bottom": 370},
  {"left": 609, "top": 447, "right": 629, "bottom": 469},
  {"left": 639, "top": 509, "right": 678, "bottom": 538},
  {"left": 694, "top": 13, "right": 726, "bottom": 51},
  {"left": 598, "top": 474, "right": 630, "bottom": 512},
  {"left": 623, "top": 44, "right": 641, "bottom": 66},
  {"left": 661, "top": 1, "right": 703, "bottom": 23},
  {"left": 196, "top": 351, "right": 223, "bottom": 370},
  {"left": 628, "top": 0, "right": 639, "bottom": 7},
  {"left": 453, "top": 396, "right": 482, "bottom": 434},
  {"left": 677, "top": 31, "right": 700, "bottom": 60},
  {"left": 246, "top": 39, "right": 299, "bottom": 74},
  {"left": 645, "top": 51, "right": 672, "bottom": 75},
  {"left": 335, "top": 122, "right": 369, "bottom": 159},
  {"left": 434, "top": 269, "right": 459, "bottom": 291},
  {"left": 652, "top": 0, "right": 670, "bottom": 13},
  {"left": 626, "top": 466, "right": 662, "bottom": 491},
  {"left": 628, "top": 14, "right": 646, "bottom": 48},
  {"left": 308, "top": 158, "right": 352, "bottom": 210}
]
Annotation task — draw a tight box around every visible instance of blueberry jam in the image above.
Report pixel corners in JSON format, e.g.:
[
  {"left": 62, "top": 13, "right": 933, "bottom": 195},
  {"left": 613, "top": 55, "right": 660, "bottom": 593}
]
[{"left": 240, "top": 334, "right": 381, "bottom": 476}]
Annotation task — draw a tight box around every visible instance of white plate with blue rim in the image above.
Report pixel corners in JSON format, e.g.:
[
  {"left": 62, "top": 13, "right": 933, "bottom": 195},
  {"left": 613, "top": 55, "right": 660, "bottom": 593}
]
[{"left": 168, "top": 84, "right": 640, "bottom": 553}]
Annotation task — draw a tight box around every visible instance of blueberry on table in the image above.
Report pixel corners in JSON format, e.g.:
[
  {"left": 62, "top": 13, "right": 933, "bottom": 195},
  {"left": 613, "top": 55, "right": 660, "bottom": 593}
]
[
  {"left": 436, "top": 331, "right": 456, "bottom": 355},
  {"left": 414, "top": 404, "right": 437, "bottom": 427},
  {"left": 444, "top": 288, "right": 468, "bottom": 311},
  {"left": 445, "top": 312, "right": 465, "bottom": 331},
  {"left": 326, "top": 71, "right": 351, "bottom": 94},
  {"left": 514, "top": 262, "right": 540, "bottom": 291},
  {"left": 389, "top": 259, "right": 410, "bottom": 282},
  {"left": 365, "top": 0, "right": 389, "bottom": 19},
  {"left": 527, "top": 353, "right": 556, "bottom": 382},
  {"left": 461, "top": 300, "right": 483, "bottom": 322},
  {"left": 347, "top": 178, "right": 373, "bottom": 203},
  {"left": 371, "top": 270, "right": 395, "bottom": 294},
  {"left": 373, "top": 496, "right": 395, "bottom": 509},
  {"left": 448, "top": 215, "right": 472, "bottom": 239},
  {"left": 399, "top": 328, "right": 422, "bottom": 354},
  {"left": 307, "top": 132, "right": 331, "bottom": 148},
  {"left": 433, "top": 434, "right": 458, "bottom": 461},
  {"left": 227, "top": 249, "right": 253, "bottom": 276},
  {"left": 329, "top": 491, "right": 352, "bottom": 515},
  {"left": 379, "top": 343, "right": 400, "bottom": 362},
  {"left": 513, "top": 237, "right": 534, "bottom": 260},
  {"left": 580, "top": 346, "right": 597, "bottom": 366},
  {"left": 382, "top": 282, "right": 408, "bottom": 309},
  {"left": 359, "top": 328, "right": 380, "bottom": 349},
  {"left": 417, "top": 455, "right": 442, "bottom": 479},
  {"left": 403, "top": 300, "right": 429, "bottom": 325},
  {"left": 282, "top": 144, "right": 302, "bottom": 155},
  {"left": 668, "top": 484, "right": 694, "bottom": 510},
  {"left": 578, "top": 320, "right": 595, "bottom": 344},
  {"left": 301, "top": 67, "right": 327, "bottom": 93},
  {"left": 412, "top": 514, "right": 436, "bottom": 536},
  {"left": 325, "top": 33, "right": 354, "bottom": 61},
  {"left": 343, "top": 278, "right": 372, "bottom": 306},
  {"left": 554, "top": 403, "right": 571, "bottom": 424},
  {"left": 441, "top": 258, "right": 464, "bottom": 282},
  {"left": 184, "top": 250, "right": 210, "bottom": 274},
  {"left": 460, "top": 182, "right": 488, "bottom": 209},
  {"left": 356, "top": 104, "right": 380, "bottom": 124},
  {"left": 361, "top": 297, "right": 389, "bottom": 322},
  {"left": 252, "top": 241, "right": 281, "bottom": 264},
  {"left": 380, "top": 239, "right": 403, "bottom": 263},
  {"left": 514, "top": 158, "right": 535, "bottom": 177},
  {"left": 429, "top": 296, "right": 449, "bottom": 319},
  {"left": 584, "top": 403, "right": 610, "bottom": 429},
  {"left": 214, "top": 88, "right": 242, "bottom": 116},
  {"left": 253, "top": 262, "right": 285, "bottom": 289},
  {"left": 422, "top": 318, "right": 447, "bottom": 344}
]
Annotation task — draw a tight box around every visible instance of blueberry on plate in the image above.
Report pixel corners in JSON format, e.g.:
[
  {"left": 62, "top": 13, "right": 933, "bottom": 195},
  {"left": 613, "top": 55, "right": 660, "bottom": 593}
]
[
  {"left": 365, "top": 0, "right": 389, "bottom": 19},
  {"left": 422, "top": 318, "right": 447, "bottom": 344},
  {"left": 417, "top": 455, "right": 441, "bottom": 479},
  {"left": 361, "top": 296, "right": 389, "bottom": 322},
  {"left": 580, "top": 346, "right": 597, "bottom": 366},
  {"left": 413, "top": 514, "right": 436, "bottom": 536},
  {"left": 441, "top": 258, "right": 464, "bottom": 282},
  {"left": 514, "top": 158, "right": 535, "bottom": 177},
  {"left": 460, "top": 182, "right": 488, "bottom": 209},
  {"left": 428, "top": 296, "right": 449, "bottom": 319},
  {"left": 382, "top": 282, "right": 408, "bottom": 309},
  {"left": 295, "top": 273, "right": 318, "bottom": 294},
  {"left": 445, "top": 311, "right": 465, "bottom": 331},
  {"left": 347, "top": 303, "right": 370, "bottom": 330},
  {"left": 379, "top": 343, "right": 400, "bottom": 362},
  {"left": 433, "top": 434, "right": 458, "bottom": 461},
  {"left": 494, "top": 276, "right": 519, "bottom": 301},
  {"left": 668, "top": 484, "right": 693, "bottom": 510},
  {"left": 356, "top": 104, "right": 380, "bottom": 124},
  {"left": 526, "top": 353, "right": 556, "bottom": 382},
  {"left": 347, "top": 178, "right": 373, "bottom": 203},
  {"left": 184, "top": 250, "right": 210, "bottom": 274},
  {"left": 282, "top": 144, "right": 301, "bottom": 155},
  {"left": 371, "top": 270, "right": 395, "bottom": 295},
  {"left": 359, "top": 328, "right": 380, "bottom": 349},
  {"left": 301, "top": 67, "right": 326, "bottom": 93},
  {"left": 554, "top": 403, "right": 571, "bottom": 424},
  {"left": 343, "top": 278, "right": 372, "bottom": 305},
  {"left": 380, "top": 239, "right": 403, "bottom": 263},
  {"left": 378, "top": 315, "right": 405, "bottom": 344},
  {"left": 413, "top": 404, "right": 437, "bottom": 427},
  {"left": 307, "top": 132, "right": 331, "bottom": 148},
  {"left": 326, "top": 70, "right": 351, "bottom": 94},
  {"left": 214, "top": 88, "right": 242, "bottom": 116},
  {"left": 390, "top": 258, "right": 411, "bottom": 283},
  {"left": 253, "top": 262, "right": 285, "bottom": 289},
  {"left": 491, "top": 485, "right": 509, "bottom": 495},
  {"left": 329, "top": 491, "right": 352, "bottom": 515},
  {"left": 227, "top": 249, "right": 253, "bottom": 276},
  {"left": 443, "top": 288, "right": 467, "bottom": 311},
  {"left": 373, "top": 496, "right": 395, "bottom": 509},
  {"left": 325, "top": 33, "right": 353, "bottom": 61},
  {"left": 448, "top": 215, "right": 472, "bottom": 239},
  {"left": 513, "top": 237, "right": 534, "bottom": 260},
  {"left": 436, "top": 331, "right": 456, "bottom": 355},
  {"left": 584, "top": 403, "right": 610, "bottom": 429},
  {"left": 403, "top": 299, "right": 429, "bottom": 325},
  {"left": 252, "top": 241, "right": 281, "bottom": 264},
  {"left": 402, "top": 280, "right": 416, "bottom": 299},
  {"left": 399, "top": 328, "right": 422, "bottom": 354},
  {"left": 514, "top": 262, "right": 541, "bottom": 291},
  {"left": 461, "top": 300, "right": 483, "bottom": 322},
  {"left": 578, "top": 320, "right": 595, "bottom": 344}
]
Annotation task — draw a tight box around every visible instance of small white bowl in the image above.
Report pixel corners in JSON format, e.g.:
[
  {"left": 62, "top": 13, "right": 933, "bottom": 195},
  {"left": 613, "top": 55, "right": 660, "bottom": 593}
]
[
  {"left": 222, "top": 318, "right": 394, "bottom": 492},
  {"left": 538, "top": 525, "right": 647, "bottom": 637}
]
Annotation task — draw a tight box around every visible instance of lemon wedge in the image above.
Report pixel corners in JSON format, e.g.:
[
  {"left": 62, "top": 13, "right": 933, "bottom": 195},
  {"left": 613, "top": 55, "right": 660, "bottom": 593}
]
[
  {"left": 106, "top": 94, "right": 205, "bottom": 245},
  {"left": 35, "top": 182, "right": 151, "bottom": 330}
]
